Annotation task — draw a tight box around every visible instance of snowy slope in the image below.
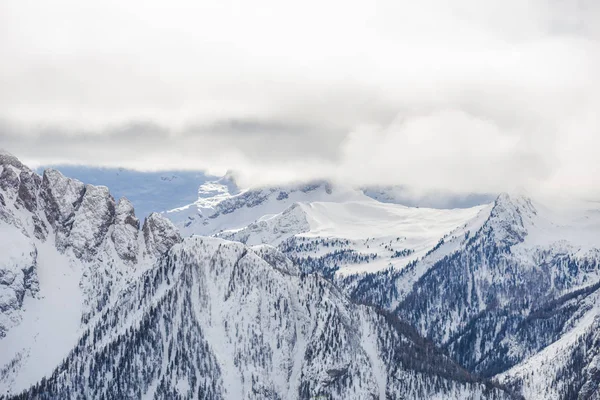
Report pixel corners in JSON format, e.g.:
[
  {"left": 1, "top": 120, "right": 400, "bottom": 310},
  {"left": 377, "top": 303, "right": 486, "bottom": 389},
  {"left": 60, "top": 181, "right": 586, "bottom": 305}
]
[
  {"left": 219, "top": 198, "right": 489, "bottom": 276},
  {"left": 346, "top": 193, "right": 600, "bottom": 399},
  {"left": 9, "top": 237, "right": 514, "bottom": 400},
  {"left": 166, "top": 178, "right": 366, "bottom": 237},
  {"left": 166, "top": 173, "right": 492, "bottom": 277},
  {"left": 496, "top": 282, "right": 600, "bottom": 399}
]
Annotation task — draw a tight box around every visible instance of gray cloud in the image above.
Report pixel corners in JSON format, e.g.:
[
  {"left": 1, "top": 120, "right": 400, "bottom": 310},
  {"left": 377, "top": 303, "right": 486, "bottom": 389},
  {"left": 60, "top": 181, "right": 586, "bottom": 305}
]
[{"left": 1, "top": 0, "right": 599, "bottom": 200}]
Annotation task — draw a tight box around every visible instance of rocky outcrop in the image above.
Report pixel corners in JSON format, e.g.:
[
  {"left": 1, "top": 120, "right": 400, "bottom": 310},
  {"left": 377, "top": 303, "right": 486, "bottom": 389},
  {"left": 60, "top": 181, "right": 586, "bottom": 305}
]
[
  {"left": 111, "top": 198, "right": 140, "bottom": 261},
  {"left": 0, "top": 151, "right": 28, "bottom": 171},
  {"left": 0, "top": 152, "right": 186, "bottom": 362},
  {"left": 69, "top": 185, "right": 116, "bottom": 260},
  {"left": 481, "top": 193, "right": 536, "bottom": 248},
  {"left": 39, "top": 169, "right": 86, "bottom": 250},
  {"left": 0, "top": 239, "right": 38, "bottom": 337},
  {"left": 142, "top": 212, "right": 182, "bottom": 257},
  {"left": 0, "top": 167, "right": 20, "bottom": 197},
  {"left": 16, "top": 171, "right": 41, "bottom": 212}
]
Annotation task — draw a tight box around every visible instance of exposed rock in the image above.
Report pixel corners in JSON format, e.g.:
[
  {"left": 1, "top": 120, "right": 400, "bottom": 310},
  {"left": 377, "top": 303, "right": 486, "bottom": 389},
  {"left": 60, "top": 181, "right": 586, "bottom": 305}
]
[
  {"left": 0, "top": 150, "right": 28, "bottom": 171},
  {"left": 115, "top": 197, "right": 140, "bottom": 229},
  {"left": 111, "top": 198, "right": 140, "bottom": 261},
  {"left": 142, "top": 212, "right": 182, "bottom": 257},
  {"left": 39, "top": 169, "right": 85, "bottom": 249},
  {"left": 16, "top": 171, "right": 41, "bottom": 212},
  {"left": 0, "top": 167, "right": 20, "bottom": 197},
  {"left": 22, "top": 264, "right": 39, "bottom": 297},
  {"left": 69, "top": 185, "right": 116, "bottom": 260},
  {"left": 482, "top": 193, "right": 536, "bottom": 248},
  {"left": 31, "top": 215, "right": 48, "bottom": 241},
  {"left": 218, "top": 202, "right": 310, "bottom": 246},
  {"left": 0, "top": 238, "right": 37, "bottom": 336},
  {"left": 2, "top": 152, "right": 599, "bottom": 400}
]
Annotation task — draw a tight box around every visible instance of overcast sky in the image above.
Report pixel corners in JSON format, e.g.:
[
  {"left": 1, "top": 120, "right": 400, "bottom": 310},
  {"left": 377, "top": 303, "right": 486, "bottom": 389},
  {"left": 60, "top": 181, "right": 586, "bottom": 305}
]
[{"left": 1, "top": 0, "right": 599, "bottom": 199}]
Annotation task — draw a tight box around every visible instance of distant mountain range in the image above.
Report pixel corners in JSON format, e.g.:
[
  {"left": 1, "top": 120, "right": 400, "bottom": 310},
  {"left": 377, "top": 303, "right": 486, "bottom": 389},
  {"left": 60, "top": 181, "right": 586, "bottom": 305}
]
[{"left": 2, "top": 150, "right": 599, "bottom": 399}]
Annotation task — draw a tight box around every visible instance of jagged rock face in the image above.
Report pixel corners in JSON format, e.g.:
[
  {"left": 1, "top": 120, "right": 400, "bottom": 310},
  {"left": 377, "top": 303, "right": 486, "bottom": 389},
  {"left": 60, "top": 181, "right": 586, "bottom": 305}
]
[
  {"left": 0, "top": 153, "right": 192, "bottom": 396},
  {"left": 115, "top": 197, "right": 140, "bottom": 230},
  {"left": 69, "top": 185, "right": 116, "bottom": 260},
  {"left": 11, "top": 238, "right": 514, "bottom": 400},
  {"left": 0, "top": 155, "right": 41, "bottom": 336},
  {"left": 112, "top": 198, "right": 140, "bottom": 261},
  {"left": 0, "top": 154, "right": 41, "bottom": 215},
  {"left": 0, "top": 167, "right": 20, "bottom": 196},
  {"left": 39, "top": 169, "right": 85, "bottom": 226},
  {"left": 39, "top": 169, "right": 86, "bottom": 249},
  {"left": 0, "top": 152, "right": 27, "bottom": 171},
  {"left": 0, "top": 233, "right": 39, "bottom": 337},
  {"left": 480, "top": 193, "right": 535, "bottom": 248},
  {"left": 143, "top": 212, "right": 182, "bottom": 257},
  {"left": 16, "top": 171, "right": 41, "bottom": 212}
]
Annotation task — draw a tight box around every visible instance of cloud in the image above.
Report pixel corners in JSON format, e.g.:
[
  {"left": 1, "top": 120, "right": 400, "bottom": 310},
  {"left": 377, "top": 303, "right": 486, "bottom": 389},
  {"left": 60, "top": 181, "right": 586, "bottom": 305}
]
[
  {"left": 0, "top": 0, "right": 599, "bottom": 200},
  {"left": 336, "top": 110, "right": 549, "bottom": 191}
]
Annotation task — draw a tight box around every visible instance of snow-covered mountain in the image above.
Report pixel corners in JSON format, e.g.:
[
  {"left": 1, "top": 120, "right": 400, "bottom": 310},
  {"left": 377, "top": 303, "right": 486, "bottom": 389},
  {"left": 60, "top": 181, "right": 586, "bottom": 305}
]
[
  {"left": 35, "top": 165, "right": 216, "bottom": 219},
  {"left": 166, "top": 176, "right": 492, "bottom": 277},
  {"left": 344, "top": 193, "right": 600, "bottom": 399},
  {"left": 166, "top": 177, "right": 366, "bottom": 237},
  {"left": 2, "top": 150, "right": 600, "bottom": 399},
  {"left": 0, "top": 151, "right": 518, "bottom": 399},
  {"left": 217, "top": 199, "right": 490, "bottom": 276},
  {"left": 0, "top": 151, "right": 182, "bottom": 395},
  {"left": 169, "top": 173, "right": 600, "bottom": 399},
  {"left": 7, "top": 237, "right": 515, "bottom": 400}
]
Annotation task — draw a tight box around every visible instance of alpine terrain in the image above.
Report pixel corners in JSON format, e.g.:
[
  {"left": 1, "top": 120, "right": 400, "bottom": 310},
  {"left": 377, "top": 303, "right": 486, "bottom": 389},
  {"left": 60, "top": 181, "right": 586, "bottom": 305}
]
[
  {"left": 167, "top": 168, "right": 600, "bottom": 399},
  {"left": 0, "top": 151, "right": 517, "bottom": 399},
  {"left": 1, "top": 149, "right": 599, "bottom": 399}
]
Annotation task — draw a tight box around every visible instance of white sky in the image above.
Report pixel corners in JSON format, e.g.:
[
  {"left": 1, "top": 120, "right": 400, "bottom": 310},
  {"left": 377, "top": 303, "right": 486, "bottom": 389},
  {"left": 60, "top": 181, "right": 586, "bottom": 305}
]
[{"left": 1, "top": 0, "right": 599, "bottom": 199}]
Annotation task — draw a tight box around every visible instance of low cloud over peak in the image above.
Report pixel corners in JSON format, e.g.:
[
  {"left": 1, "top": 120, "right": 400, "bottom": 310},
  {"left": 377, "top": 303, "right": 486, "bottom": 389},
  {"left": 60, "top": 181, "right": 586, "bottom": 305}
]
[{"left": 1, "top": 0, "right": 599, "bottom": 200}]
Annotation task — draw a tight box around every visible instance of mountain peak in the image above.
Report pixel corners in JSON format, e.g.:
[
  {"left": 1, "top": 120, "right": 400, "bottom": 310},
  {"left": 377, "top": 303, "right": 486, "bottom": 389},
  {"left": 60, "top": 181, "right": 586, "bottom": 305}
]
[
  {"left": 0, "top": 149, "right": 30, "bottom": 173},
  {"left": 494, "top": 192, "right": 536, "bottom": 215},
  {"left": 219, "top": 169, "right": 239, "bottom": 186},
  {"left": 482, "top": 192, "right": 538, "bottom": 247}
]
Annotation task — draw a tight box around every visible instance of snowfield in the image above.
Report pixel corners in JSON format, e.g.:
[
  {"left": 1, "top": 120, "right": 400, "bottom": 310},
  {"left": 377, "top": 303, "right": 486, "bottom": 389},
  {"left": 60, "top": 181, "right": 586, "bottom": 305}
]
[
  {"left": 219, "top": 199, "right": 490, "bottom": 275},
  {"left": 168, "top": 174, "right": 492, "bottom": 276}
]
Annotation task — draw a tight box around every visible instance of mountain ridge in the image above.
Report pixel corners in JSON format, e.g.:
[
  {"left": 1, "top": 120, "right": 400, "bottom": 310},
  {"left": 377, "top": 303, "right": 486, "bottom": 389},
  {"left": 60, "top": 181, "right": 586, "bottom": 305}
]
[
  {"left": 0, "top": 152, "right": 517, "bottom": 399},
  {"left": 2, "top": 150, "right": 600, "bottom": 399}
]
